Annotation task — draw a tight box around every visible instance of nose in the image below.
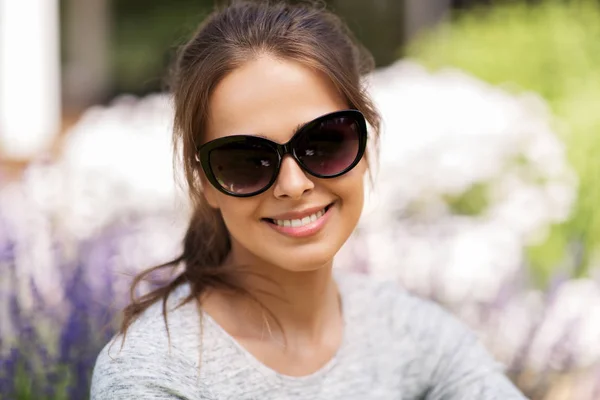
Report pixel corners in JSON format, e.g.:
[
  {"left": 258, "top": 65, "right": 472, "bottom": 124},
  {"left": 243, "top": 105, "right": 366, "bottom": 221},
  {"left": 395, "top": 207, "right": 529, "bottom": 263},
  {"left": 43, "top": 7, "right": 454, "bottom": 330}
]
[{"left": 272, "top": 155, "right": 314, "bottom": 199}]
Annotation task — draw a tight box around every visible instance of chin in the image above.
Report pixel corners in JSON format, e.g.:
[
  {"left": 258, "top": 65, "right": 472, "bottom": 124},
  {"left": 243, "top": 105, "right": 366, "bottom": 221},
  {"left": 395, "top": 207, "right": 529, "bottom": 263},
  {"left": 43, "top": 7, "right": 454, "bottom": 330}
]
[{"left": 269, "top": 248, "right": 337, "bottom": 273}]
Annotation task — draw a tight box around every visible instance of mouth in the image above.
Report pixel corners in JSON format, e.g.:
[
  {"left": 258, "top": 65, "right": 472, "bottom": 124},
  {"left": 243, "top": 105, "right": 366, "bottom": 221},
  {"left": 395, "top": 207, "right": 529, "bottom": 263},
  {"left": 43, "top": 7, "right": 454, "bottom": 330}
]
[{"left": 263, "top": 202, "right": 335, "bottom": 228}]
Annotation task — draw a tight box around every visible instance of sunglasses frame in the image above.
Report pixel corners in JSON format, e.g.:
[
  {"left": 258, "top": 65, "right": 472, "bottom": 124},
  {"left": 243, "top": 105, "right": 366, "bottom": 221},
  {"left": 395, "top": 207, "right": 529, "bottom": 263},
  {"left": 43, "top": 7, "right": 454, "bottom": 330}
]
[{"left": 196, "top": 109, "right": 368, "bottom": 197}]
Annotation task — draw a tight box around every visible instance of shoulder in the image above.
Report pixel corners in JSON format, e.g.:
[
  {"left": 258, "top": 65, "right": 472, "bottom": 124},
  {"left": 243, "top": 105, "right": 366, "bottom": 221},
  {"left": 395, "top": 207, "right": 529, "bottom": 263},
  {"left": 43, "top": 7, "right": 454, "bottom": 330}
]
[
  {"left": 91, "top": 283, "right": 209, "bottom": 399},
  {"left": 335, "top": 269, "right": 479, "bottom": 351},
  {"left": 336, "top": 269, "right": 451, "bottom": 325},
  {"left": 335, "top": 271, "right": 526, "bottom": 399}
]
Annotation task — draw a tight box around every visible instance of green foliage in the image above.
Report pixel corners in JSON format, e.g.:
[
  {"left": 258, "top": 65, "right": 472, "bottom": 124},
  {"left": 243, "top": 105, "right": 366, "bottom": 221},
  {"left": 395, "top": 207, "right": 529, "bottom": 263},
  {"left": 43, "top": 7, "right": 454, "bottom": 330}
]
[
  {"left": 444, "top": 183, "right": 489, "bottom": 216},
  {"left": 13, "top": 364, "right": 32, "bottom": 400},
  {"left": 111, "top": 0, "right": 213, "bottom": 94},
  {"left": 108, "top": 0, "right": 405, "bottom": 94},
  {"left": 407, "top": 0, "right": 600, "bottom": 286}
]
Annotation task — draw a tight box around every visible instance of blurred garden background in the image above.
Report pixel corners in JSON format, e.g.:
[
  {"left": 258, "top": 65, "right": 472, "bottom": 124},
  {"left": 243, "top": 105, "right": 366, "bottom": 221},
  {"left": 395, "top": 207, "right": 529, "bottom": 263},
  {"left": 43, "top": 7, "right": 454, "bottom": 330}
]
[{"left": 1, "top": 0, "right": 600, "bottom": 398}]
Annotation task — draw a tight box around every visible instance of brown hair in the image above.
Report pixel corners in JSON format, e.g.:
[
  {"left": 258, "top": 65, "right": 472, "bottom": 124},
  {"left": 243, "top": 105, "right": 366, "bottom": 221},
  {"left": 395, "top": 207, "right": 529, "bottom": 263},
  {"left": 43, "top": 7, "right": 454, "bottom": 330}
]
[{"left": 119, "top": 0, "right": 381, "bottom": 341}]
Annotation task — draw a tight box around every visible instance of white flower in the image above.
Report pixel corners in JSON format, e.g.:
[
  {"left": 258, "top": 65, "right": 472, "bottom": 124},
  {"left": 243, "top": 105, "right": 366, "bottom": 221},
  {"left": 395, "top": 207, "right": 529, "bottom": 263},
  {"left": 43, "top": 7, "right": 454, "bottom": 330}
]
[{"left": 55, "top": 94, "right": 189, "bottom": 239}]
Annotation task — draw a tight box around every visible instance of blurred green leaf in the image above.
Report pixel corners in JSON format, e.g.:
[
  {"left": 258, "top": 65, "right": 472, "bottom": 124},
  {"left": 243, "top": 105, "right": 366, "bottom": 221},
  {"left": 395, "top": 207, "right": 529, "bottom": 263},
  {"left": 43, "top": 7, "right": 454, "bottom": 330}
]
[{"left": 444, "top": 182, "right": 489, "bottom": 216}]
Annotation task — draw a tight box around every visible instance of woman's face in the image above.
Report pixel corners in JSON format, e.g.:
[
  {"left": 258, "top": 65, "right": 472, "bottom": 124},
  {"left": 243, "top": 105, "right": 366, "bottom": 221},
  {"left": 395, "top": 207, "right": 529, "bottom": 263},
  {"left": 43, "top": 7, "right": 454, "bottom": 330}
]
[{"left": 202, "top": 55, "right": 367, "bottom": 272}]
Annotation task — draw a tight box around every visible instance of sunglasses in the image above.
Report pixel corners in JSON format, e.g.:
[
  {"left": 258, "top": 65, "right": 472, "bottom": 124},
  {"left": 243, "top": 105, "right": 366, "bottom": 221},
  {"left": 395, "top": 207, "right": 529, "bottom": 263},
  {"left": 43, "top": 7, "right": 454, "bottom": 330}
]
[{"left": 195, "top": 109, "right": 368, "bottom": 197}]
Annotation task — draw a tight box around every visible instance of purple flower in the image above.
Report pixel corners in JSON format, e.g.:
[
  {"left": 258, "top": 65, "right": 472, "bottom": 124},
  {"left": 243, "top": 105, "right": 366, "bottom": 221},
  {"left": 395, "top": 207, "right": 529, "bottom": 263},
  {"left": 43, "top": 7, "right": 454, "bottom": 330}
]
[{"left": 0, "top": 213, "right": 133, "bottom": 398}]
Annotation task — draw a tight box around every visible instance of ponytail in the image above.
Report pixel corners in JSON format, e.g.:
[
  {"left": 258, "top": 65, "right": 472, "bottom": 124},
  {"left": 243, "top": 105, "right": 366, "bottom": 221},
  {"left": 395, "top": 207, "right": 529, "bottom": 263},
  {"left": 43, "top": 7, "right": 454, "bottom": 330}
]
[{"left": 118, "top": 201, "right": 233, "bottom": 342}]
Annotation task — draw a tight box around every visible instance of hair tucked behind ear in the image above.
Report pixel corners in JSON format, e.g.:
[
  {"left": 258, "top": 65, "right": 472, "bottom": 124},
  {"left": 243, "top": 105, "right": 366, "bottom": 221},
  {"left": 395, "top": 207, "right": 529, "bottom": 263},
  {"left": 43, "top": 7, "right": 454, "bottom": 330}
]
[{"left": 117, "top": 0, "right": 381, "bottom": 344}]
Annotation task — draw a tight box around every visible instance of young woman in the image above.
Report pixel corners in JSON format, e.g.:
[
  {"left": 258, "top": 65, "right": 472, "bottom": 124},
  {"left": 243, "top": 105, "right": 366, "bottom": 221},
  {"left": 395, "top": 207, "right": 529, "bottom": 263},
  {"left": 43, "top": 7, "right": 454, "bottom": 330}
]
[{"left": 91, "top": 1, "right": 526, "bottom": 399}]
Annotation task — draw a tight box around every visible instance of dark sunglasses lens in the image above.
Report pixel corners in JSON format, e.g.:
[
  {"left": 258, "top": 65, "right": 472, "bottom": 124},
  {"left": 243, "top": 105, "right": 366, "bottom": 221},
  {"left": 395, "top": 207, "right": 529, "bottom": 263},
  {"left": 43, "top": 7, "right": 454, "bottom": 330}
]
[
  {"left": 296, "top": 115, "right": 362, "bottom": 176},
  {"left": 209, "top": 142, "right": 277, "bottom": 195}
]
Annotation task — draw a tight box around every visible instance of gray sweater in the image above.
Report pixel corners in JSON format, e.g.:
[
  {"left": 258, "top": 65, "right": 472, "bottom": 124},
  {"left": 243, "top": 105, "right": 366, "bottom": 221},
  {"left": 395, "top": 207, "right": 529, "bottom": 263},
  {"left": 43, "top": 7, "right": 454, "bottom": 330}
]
[{"left": 91, "top": 271, "right": 527, "bottom": 399}]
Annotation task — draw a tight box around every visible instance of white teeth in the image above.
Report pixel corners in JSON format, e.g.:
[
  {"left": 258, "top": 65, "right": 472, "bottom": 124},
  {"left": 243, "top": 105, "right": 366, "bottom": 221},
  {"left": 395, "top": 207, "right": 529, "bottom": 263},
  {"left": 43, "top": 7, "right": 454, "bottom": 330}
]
[{"left": 273, "top": 207, "right": 327, "bottom": 228}]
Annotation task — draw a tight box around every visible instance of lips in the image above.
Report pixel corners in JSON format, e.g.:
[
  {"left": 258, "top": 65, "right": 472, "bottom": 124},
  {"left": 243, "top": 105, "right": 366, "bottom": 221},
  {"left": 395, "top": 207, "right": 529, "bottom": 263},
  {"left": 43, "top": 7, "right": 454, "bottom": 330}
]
[
  {"left": 263, "top": 202, "right": 335, "bottom": 238},
  {"left": 263, "top": 203, "right": 334, "bottom": 226}
]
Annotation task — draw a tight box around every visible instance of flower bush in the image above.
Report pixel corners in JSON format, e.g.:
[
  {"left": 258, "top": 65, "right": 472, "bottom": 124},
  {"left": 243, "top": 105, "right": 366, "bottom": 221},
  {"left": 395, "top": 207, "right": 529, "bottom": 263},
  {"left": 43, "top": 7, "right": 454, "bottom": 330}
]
[{"left": 0, "top": 105, "right": 186, "bottom": 400}]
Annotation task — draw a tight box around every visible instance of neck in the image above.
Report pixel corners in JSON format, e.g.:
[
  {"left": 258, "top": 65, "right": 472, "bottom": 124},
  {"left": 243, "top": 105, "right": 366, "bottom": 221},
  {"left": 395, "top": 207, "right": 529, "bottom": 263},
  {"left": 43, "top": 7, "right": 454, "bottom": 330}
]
[
  {"left": 205, "top": 254, "right": 341, "bottom": 347},
  {"left": 252, "top": 264, "right": 340, "bottom": 336}
]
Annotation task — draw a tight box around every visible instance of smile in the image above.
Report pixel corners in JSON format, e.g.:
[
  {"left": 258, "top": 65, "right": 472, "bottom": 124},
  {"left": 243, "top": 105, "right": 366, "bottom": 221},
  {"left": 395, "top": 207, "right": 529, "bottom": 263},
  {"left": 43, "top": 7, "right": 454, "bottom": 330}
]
[
  {"left": 272, "top": 207, "right": 326, "bottom": 227},
  {"left": 263, "top": 203, "right": 335, "bottom": 238}
]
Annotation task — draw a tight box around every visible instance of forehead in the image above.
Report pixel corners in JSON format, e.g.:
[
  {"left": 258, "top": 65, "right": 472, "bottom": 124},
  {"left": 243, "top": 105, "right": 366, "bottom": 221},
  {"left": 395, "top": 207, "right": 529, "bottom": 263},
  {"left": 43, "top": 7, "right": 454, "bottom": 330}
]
[{"left": 204, "top": 55, "right": 347, "bottom": 144}]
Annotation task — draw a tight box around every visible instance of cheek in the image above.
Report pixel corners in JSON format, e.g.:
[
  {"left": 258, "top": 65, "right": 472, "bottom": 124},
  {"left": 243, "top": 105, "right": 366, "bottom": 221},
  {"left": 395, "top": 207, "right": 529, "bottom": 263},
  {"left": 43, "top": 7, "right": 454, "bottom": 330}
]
[
  {"left": 217, "top": 196, "right": 261, "bottom": 231},
  {"left": 324, "top": 165, "right": 366, "bottom": 223},
  {"left": 344, "top": 180, "right": 365, "bottom": 214},
  {"left": 339, "top": 161, "right": 367, "bottom": 202},
  {"left": 202, "top": 186, "right": 220, "bottom": 209},
  {"left": 200, "top": 173, "right": 222, "bottom": 209}
]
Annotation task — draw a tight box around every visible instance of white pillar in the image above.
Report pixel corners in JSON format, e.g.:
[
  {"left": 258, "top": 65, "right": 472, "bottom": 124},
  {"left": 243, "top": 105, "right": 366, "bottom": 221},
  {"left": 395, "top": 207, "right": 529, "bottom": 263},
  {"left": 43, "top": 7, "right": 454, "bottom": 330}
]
[{"left": 0, "top": 0, "right": 61, "bottom": 159}]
